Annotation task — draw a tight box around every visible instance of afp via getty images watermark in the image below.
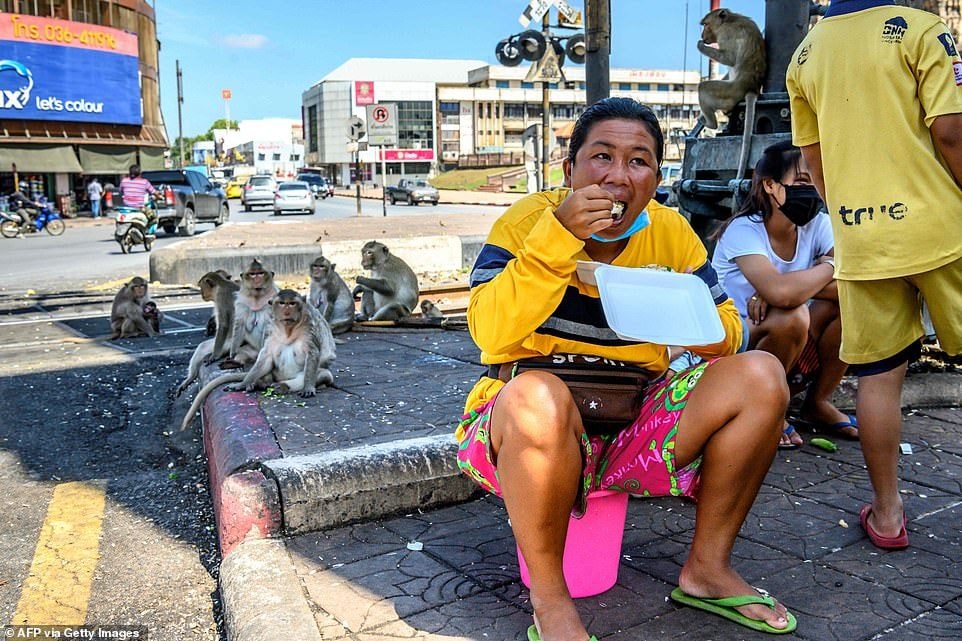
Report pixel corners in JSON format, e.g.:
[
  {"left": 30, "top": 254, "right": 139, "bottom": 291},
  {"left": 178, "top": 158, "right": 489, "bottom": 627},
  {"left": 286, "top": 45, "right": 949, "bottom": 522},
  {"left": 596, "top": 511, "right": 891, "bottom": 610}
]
[{"left": 2, "top": 626, "right": 147, "bottom": 640}]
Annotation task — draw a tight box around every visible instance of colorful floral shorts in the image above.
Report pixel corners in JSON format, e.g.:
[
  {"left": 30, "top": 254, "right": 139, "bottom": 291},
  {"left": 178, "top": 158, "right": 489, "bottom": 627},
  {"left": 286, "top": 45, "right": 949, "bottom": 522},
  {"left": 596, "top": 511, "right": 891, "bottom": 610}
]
[{"left": 456, "top": 360, "right": 714, "bottom": 514}]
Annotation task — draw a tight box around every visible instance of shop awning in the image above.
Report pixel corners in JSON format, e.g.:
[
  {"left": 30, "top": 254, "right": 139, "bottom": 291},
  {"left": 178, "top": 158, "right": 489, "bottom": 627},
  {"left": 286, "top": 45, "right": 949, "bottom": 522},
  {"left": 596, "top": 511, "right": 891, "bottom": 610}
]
[
  {"left": 79, "top": 145, "right": 137, "bottom": 174},
  {"left": 139, "top": 146, "right": 166, "bottom": 170},
  {"left": 1, "top": 144, "right": 83, "bottom": 173}
]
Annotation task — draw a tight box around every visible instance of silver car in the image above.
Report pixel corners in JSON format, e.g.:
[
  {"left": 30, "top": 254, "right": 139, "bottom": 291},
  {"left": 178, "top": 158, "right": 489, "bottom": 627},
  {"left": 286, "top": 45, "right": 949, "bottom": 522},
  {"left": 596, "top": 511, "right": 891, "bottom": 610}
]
[
  {"left": 273, "top": 181, "right": 315, "bottom": 215},
  {"left": 242, "top": 175, "right": 277, "bottom": 211}
]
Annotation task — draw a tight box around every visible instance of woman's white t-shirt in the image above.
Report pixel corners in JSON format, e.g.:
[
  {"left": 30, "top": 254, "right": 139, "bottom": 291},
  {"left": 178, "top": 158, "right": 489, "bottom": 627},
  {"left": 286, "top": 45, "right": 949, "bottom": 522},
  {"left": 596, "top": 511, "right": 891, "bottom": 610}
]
[{"left": 712, "top": 212, "right": 834, "bottom": 318}]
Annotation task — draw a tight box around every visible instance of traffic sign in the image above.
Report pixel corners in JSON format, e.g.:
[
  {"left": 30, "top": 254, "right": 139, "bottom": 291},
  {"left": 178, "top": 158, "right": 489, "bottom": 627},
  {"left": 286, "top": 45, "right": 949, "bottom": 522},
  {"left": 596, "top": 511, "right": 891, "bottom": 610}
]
[
  {"left": 347, "top": 115, "right": 365, "bottom": 142},
  {"left": 524, "top": 42, "right": 565, "bottom": 83},
  {"left": 221, "top": 89, "right": 232, "bottom": 100},
  {"left": 364, "top": 103, "right": 398, "bottom": 147},
  {"left": 519, "top": 0, "right": 551, "bottom": 27}
]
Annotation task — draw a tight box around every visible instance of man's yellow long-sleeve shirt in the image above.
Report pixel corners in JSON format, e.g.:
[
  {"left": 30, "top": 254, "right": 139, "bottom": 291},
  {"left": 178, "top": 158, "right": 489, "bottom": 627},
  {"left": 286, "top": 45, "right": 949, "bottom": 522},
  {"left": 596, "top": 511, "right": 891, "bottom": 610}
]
[{"left": 462, "top": 188, "right": 743, "bottom": 418}]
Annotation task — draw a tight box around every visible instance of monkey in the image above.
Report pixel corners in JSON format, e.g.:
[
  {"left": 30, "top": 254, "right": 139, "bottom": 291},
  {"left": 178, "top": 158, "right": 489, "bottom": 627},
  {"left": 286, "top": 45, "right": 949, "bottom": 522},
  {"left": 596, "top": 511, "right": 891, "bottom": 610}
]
[
  {"left": 180, "top": 289, "right": 336, "bottom": 431},
  {"left": 142, "top": 301, "right": 162, "bottom": 335},
  {"left": 696, "top": 8, "right": 766, "bottom": 130},
  {"left": 352, "top": 241, "right": 420, "bottom": 321},
  {"left": 203, "top": 270, "right": 234, "bottom": 337},
  {"left": 220, "top": 259, "right": 279, "bottom": 370},
  {"left": 109, "top": 276, "right": 158, "bottom": 339},
  {"left": 307, "top": 256, "right": 355, "bottom": 334},
  {"left": 173, "top": 271, "right": 241, "bottom": 396},
  {"left": 420, "top": 299, "right": 444, "bottom": 319}
]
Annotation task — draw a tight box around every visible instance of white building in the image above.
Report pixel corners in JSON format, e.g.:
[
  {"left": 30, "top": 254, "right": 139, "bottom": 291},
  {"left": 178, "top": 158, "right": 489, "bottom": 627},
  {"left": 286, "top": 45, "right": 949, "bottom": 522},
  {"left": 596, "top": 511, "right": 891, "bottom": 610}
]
[
  {"left": 211, "top": 118, "right": 304, "bottom": 177},
  {"left": 302, "top": 58, "right": 701, "bottom": 187}
]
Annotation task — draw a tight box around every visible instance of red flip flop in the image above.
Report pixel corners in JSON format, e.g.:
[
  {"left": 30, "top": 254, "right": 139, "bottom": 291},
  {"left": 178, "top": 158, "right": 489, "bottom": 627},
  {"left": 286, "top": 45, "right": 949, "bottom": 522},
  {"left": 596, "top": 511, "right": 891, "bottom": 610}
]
[{"left": 859, "top": 504, "right": 909, "bottom": 550}]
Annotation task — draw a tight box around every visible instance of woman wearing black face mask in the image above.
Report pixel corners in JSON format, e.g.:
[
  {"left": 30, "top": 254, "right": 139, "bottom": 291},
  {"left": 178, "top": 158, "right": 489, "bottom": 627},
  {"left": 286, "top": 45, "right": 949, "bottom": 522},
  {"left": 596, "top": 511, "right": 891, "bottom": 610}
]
[{"left": 711, "top": 140, "right": 857, "bottom": 448}]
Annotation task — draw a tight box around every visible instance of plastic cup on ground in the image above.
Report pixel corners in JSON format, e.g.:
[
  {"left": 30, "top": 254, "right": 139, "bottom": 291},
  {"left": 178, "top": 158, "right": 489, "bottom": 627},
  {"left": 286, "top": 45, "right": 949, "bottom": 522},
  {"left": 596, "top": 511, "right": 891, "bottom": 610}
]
[{"left": 517, "top": 489, "right": 629, "bottom": 598}]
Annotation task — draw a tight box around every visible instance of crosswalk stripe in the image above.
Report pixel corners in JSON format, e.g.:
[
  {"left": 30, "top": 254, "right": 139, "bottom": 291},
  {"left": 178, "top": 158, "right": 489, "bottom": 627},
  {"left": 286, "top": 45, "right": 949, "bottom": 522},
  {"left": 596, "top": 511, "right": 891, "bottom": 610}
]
[{"left": 10, "top": 481, "right": 107, "bottom": 625}]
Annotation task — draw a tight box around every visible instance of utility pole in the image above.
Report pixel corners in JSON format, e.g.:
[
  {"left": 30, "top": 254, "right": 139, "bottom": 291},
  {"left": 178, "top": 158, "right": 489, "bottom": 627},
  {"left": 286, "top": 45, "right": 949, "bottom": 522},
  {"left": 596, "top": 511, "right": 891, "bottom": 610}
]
[
  {"left": 585, "top": 0, "right": 610, "bottom": 105},
  {"left": 176, "top": 60, "right": 185, "bottom": 167},
  {"left": 541, "top": 12, "right": 551, "bottom": 191}
]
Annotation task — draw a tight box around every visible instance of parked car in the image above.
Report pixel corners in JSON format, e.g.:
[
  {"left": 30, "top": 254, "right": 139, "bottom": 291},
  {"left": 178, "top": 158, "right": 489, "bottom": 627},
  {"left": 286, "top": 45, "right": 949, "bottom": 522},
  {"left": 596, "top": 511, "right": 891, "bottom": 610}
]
[
  {"left": 295, "top": 173, "right": 334, "bottom": 199},
  {"left": 385, "top": 178, "right": 439, "bottom": 206},
  {"left": 140, "top": 169, "right": 229, "bottom": 236},
  {"left": 241, "top": 175, "right": 278, "bottom": 211},
  {"left": 273, "top": 181, "right": 315, "bottom": 215},
  {"left": 225, "top": 175, "right": 246, "bottom": 199}
]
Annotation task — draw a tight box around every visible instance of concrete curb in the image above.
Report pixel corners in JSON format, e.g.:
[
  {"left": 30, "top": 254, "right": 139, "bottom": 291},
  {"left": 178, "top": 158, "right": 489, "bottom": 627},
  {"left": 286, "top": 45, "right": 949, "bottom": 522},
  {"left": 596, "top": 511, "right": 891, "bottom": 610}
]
[
  {"left": 220, "top": 538, "right": 322, "bottom": 641},
  {"left": 830, "top": 372, "right": 962, "bottom": 412},
  {"left": 263, "top": 434, "right": 480, "bottom": 536},
  {"left": 203, "top": 388, "right": 284, "bottom": 557}
]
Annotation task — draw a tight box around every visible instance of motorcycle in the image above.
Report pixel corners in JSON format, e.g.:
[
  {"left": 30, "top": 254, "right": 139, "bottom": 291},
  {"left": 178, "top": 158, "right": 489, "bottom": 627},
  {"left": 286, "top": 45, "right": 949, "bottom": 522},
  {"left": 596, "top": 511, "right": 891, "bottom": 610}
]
[
  {"left": 0, "top": 199, "right": 66, "bottom": 238},
  {"left": 113, "top": 194, "right": 158, "bottom": 254}
]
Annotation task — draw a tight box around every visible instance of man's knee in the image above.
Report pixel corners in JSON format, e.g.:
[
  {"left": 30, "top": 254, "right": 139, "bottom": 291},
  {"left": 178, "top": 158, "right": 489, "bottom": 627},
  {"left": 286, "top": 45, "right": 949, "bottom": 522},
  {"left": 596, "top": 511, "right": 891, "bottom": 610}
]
[
  {"left": 495, "top": 371, "right": 580, "bottom": 441},
  {"left": 768, "top": 305, "right": 810, "bottom": 340},
  {"left": 736, "top": 351, "right": 791, "bottom": 407}
]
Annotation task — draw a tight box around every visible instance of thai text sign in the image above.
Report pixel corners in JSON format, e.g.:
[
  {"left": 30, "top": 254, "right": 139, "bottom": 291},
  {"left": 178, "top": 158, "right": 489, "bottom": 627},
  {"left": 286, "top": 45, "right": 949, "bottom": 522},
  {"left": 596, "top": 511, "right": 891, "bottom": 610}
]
[{"left": 0, "top": 13, "right": 142, "bottom": 125}]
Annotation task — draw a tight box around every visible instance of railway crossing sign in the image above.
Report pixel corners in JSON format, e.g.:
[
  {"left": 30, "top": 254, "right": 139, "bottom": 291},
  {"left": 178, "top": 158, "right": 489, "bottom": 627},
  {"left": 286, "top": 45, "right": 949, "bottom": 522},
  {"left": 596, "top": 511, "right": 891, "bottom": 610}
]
[
  {"left": 519, "top": 0, "right": 580, "bottom": 27},
  {"left": 364, "top": 103, "right": 398, "bottom": 147}
]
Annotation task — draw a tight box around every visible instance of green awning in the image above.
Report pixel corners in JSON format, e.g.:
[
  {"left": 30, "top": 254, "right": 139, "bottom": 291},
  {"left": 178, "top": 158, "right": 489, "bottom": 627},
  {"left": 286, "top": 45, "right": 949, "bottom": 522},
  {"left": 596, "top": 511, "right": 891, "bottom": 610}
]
[
  {"left": 1, "top": 144, "right": 82, "bottom": 173},
  {"left": 139, "top": 146, "right": 167, "bottom": 170},
  {"left": 79, "top": 145, "right": 137, "bottom": 175}
]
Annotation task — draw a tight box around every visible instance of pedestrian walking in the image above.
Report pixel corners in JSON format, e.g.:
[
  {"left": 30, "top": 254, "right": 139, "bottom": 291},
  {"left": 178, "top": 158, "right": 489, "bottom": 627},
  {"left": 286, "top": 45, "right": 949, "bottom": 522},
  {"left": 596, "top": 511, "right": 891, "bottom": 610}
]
[
  {"left": 87, "top": 177, "right": 103, "bottom": 218},
  {"left": 786, "top": 0, "right": 962, "bottom": 550}
]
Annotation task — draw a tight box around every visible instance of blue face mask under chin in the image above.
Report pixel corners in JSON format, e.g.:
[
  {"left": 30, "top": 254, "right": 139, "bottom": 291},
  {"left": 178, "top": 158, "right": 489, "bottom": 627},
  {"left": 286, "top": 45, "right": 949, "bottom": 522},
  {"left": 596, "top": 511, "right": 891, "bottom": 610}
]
[{"left": 590, "top": 209, "right": 650, "bottom": 242}]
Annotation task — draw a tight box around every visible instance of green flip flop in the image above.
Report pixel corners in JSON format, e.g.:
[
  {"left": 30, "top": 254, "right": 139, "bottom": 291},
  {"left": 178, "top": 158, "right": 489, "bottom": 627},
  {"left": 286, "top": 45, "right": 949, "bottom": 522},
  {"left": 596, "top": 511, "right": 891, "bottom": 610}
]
[
  {"left": 527, "top": 624, "right": 598, "bottom": 641},
  {"left": 669, "top": 587, "right": 798, "bottom": 634}
]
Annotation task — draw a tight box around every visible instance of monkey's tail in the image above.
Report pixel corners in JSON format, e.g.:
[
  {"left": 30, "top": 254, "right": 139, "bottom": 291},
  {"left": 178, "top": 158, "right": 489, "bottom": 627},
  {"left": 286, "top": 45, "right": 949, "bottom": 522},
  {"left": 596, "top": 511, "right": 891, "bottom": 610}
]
[{"left": 180, "top": 372, "right": 246, "bottom": 432}]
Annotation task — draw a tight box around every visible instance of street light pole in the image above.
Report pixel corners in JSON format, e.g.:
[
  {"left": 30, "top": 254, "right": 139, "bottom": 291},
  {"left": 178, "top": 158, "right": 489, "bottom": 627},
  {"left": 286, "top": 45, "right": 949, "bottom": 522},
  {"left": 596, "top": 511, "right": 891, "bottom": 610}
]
[
  {"left": 541, "top": 12, "right": 551, "bottom": 190},
  {"left": 585, "top": 0, "right": 611, "bottom": 105},
  {"left": 176, "top": 59, "right": 185, "bottom": 168}
]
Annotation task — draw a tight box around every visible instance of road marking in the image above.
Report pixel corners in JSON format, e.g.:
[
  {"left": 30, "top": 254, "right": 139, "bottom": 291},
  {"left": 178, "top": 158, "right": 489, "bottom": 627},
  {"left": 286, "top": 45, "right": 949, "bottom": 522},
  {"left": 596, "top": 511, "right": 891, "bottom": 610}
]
[{"left": 11, "top": 481, "right": 107, "bottom": 625}]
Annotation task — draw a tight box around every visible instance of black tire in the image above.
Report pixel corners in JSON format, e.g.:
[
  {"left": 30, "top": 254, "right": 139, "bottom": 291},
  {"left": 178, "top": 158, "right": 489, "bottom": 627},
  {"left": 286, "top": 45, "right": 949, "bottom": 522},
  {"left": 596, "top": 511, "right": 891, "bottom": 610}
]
[
  {"left": 44, "top": 218, "right": 66, "bottom": 235},
  {"left": 215, "top": 203, "right": 229, "bottom": 226},
  {"left": 144, "top": 235, "right": 153, "bottom": 252},
  {"left": 162, "top": 224, "right": 176, "bottom": 235},
  {"left": 244, "top": 204, "right": 251, "bottom": 212},
  {"left": 178, "top": 206, "right": 196, "bottom": 236},
  {"left": 431, "top": 201, "right": 438, "bottom": 206},
  {"left": 389, "top": 194, "right": 396, "bottom": 205},
  {"left": 408, "top": 195, "right": 416, "bottom": 206},
  {"left": 119, "top": 234, "right": 133, "bottom": 254},
  {"left": 1, "top": 220, "right": 19, "bottom": 238},
  {"left": 273, "top": 209, "right": 281, "bottom": 216}
]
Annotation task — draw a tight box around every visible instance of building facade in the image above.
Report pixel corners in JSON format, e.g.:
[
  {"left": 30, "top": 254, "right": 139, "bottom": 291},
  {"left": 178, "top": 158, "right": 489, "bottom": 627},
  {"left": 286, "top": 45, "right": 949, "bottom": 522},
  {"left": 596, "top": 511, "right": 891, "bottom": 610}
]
[
  {"left": 301, "top": 58, "right": 700, "bottom": 188},
  {"left": 0, "top": 0, "right": 167, "bottom": 213}
]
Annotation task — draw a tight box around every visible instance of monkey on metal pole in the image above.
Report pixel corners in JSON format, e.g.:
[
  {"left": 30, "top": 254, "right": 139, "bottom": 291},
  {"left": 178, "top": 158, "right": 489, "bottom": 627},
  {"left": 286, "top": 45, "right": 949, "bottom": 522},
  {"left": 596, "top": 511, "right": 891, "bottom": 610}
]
[{"left": 585, "top": 0, "right": 611, "bottom": 105}]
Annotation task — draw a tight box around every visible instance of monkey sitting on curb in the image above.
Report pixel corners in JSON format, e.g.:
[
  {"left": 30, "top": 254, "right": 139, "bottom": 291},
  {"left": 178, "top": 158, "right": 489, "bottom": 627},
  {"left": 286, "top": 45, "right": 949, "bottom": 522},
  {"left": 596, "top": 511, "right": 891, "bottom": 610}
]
[
  {"left": 173, "top": 270, "right": 240, "bottom": 397},
  {"left": 420, "top": 299, "right": 444, "bottom": 319},
  {"left": 696, "top": 8, "right": 766, "bottom": 130},
  {"left": 308, "top": 256, "right": 355, "bottom": 334},
  {"left": 180, "top": 289, "right": 336, "bottom": 431},
  {"left": 352, "top": 240, "right": 419, "bottom": 321},
  {"left": 109, "top": 276, "right": 159, "bottom": 339},
  {"left": 220, "top": 259, "right": 279, "bottom": 369}
]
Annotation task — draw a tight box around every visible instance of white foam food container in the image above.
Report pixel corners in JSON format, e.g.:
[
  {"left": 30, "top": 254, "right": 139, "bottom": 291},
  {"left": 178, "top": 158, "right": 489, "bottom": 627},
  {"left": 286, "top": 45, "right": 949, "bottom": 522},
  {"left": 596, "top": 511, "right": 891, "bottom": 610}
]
[{"left": 593, "top": 264, "right": 726, "bottom": 346}]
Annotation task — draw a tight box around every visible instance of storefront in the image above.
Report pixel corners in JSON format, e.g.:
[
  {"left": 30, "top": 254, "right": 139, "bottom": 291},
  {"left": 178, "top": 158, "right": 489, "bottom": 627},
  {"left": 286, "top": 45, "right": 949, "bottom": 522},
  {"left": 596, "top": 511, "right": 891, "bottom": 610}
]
[{"left": 0, "top": 3, "right": 168, "bottom": 214}]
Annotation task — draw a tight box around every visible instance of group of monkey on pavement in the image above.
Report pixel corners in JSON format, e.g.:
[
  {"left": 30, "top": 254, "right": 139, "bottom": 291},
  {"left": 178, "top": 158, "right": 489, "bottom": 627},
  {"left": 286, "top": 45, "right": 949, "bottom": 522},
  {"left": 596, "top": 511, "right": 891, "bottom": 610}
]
[{"left": 107, "top": 240, "right": 445, "bottom": 432}]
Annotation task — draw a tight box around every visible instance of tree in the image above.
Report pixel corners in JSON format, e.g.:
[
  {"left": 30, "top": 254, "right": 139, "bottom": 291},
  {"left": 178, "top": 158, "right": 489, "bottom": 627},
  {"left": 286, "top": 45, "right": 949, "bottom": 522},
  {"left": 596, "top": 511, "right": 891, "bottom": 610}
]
[{"left": 208, "top": 119, "right": 239, "bottom": 133}]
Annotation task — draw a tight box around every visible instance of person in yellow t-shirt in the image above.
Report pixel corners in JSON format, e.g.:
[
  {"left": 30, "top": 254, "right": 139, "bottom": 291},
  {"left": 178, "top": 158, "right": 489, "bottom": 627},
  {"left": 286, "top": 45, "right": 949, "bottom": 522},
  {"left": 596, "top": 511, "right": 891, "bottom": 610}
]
[
  {"left": 456, "top": 98, "right": 797, "bottom": 640},
  {"left": 787, "top": 0, "right": 962, "bottom": 551}
]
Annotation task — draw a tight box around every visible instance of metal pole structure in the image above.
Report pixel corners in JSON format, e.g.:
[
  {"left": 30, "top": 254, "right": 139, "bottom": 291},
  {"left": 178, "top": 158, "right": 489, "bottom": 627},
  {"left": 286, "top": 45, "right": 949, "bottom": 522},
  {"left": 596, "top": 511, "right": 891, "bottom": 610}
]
[
  {"left": 709, "top": 0, "right": 721, "bottom": 79},
  {"left": 764, "top": 0, "right": 810, "bottom": 93},
  {"left": 176, "top": 59, "right": 184, "bottom": 167},
  {"left": 355, "top": 151, "right": 362, "bottom": 216},
  {"left": 381, "top": 149, "right": 387, "bottom": 216},
  {"left": 541, "top": 12, "right": 550, "bottom": 191},
  {"left": 585, "top": 0, "right": 610, "bottom": 105}
]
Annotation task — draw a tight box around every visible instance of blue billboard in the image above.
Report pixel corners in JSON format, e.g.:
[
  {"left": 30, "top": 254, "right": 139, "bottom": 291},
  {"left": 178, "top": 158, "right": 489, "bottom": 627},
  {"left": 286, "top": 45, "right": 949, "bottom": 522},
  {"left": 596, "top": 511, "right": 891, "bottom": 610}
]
[{"left": 0, "top": 14, "right": 142, "bottom": 125}]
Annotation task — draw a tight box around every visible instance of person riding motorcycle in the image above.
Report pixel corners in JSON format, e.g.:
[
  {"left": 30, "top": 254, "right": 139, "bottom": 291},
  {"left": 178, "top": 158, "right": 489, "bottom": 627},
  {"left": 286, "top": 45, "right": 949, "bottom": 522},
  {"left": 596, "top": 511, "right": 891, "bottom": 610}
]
[
  {"left": 7, "top": 188, "right": 42, "bottom": 234},
  {"left": 119, "top": 164, "right": 158, "bottom": 230}
]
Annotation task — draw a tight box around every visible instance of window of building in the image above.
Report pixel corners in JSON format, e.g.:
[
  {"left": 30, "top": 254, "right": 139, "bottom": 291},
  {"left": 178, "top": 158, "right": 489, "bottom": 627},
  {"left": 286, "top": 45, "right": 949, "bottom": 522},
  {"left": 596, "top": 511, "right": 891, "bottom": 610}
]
[
  {"left": 292, "top": 154, "right": 300, "bottom": 162},
  {"left": 549, "top": 83, "right": 558, "bottom": 89},
  {"left": 272, "top": 153, "right": 281, "bottom": 161},
  {"left": 439, "top": 101, "right": 459, "bottom": 113},
  {"left": 307, "top": 105, "right": 318, "bottom": 153},
  {"left": 521, "top": 81, "right": 534, "bottom": 89},
  {"left": 396, "top": 100, "right": 434, "bottom": 150},
  {"left": 496, "top": 80, "right": 510, "bottom": 89},
  {"left": 257, "top": 153, "right": 266, "bottom": 161},
  {"left": 637, "top": 83, "right": 651, "bottom": 91},
  {"left": 579, "top": 82, "right": 586, "bottom": 90},
  {"left": 673, "top": 84, "right": 685, "bottom": 91},
  {"left": 618, "top": 83, "right": 631, "bottom": 91},
  {"left": 657, "top": 83, "right": 669, "bottom": 91},
  {"left": 504, "top": 104, "right": 525, "bottom": 119}
]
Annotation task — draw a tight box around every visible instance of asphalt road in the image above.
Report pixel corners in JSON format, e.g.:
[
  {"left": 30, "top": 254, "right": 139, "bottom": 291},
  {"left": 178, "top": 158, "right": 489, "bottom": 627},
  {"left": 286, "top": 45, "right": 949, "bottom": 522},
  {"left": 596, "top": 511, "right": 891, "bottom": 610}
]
[
  {"left": 0, "top": 196, "right": 501, "bottom": 293},
  {"left": 0, "top": 288, "right": 223, "bottom": 640}
]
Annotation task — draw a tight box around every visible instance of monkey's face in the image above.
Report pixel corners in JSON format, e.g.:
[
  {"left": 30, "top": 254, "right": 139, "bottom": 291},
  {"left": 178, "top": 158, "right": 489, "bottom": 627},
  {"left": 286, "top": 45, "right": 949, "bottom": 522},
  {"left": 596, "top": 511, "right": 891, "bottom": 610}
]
[
  {"left": 245, "top": 269, "right": 270, "bottom": 291},
  {"left": 563, "top": 118, "right": 660, "bottom": 242},
  {"left": 142, "top": 302, "right": 158, "bottom": 317},
  {"left": 272, "top": 296, "right": 303, "bottom": 326},
  {"left": 131, "top": 283, "right": 147, "bottom": 299},
  {"left": 310, "top": 261, "right": 330, "bottom": 280},
  {"left": 360, "top": 249, "right": 376, "bottom": 270}
]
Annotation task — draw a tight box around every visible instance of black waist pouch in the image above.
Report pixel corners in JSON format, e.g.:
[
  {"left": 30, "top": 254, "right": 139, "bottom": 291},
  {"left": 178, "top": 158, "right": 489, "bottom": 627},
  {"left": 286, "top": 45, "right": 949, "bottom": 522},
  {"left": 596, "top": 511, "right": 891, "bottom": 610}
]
[{"left": 488, "top": 354, "right": 652, "bottom": 435}]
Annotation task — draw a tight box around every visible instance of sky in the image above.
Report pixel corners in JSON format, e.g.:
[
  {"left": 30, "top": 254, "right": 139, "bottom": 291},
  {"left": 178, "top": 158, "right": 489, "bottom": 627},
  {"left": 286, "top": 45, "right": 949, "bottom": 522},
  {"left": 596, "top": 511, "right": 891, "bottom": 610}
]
[{"left": 155, "top": 0, "right": 766, "bottom": 138}]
